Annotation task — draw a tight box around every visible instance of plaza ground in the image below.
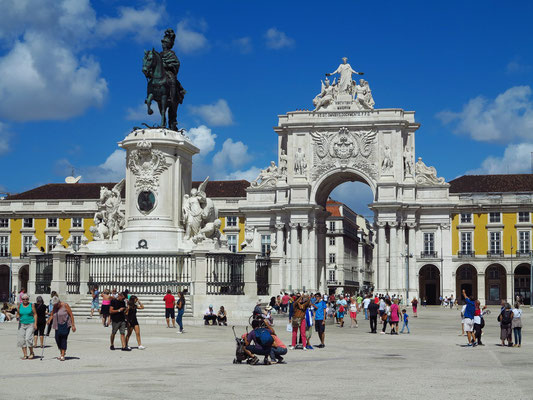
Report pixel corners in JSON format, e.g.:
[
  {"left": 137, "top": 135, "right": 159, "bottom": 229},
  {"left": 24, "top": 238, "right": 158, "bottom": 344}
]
[{"left": 0, "top": 306, "right": 532, "bottom": 399}]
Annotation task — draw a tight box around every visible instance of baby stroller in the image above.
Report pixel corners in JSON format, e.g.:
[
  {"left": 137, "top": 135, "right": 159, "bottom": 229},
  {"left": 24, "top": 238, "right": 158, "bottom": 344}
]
[{"left": 232, "top": 326, "right": 249, "bottom": 364}]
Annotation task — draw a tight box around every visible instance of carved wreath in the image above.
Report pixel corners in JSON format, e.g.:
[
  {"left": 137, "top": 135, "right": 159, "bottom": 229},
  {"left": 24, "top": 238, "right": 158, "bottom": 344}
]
[{"left": 128, "top": 140, "right": 171, "bottom": 193}]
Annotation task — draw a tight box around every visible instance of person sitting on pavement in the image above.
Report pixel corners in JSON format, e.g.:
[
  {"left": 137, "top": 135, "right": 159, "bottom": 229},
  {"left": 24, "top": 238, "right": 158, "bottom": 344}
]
[
  {"left": 243, "top": 319, "right": 274, "bottom": 365},
  {"left": 204, "top": 305, "right": 217, "bottom": 325},
  {"left": 262, "top": 306, "right": 274, "bottom": 325},
  {"left": 217, "top": 306, "right": 227, "bottom": 326}
]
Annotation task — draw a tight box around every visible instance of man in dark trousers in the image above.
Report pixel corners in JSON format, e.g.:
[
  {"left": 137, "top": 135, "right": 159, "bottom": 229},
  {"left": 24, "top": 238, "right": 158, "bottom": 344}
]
[
  {"left": 368, "top": 298, "right": 379, "bottom": 333},
  {"left": 110, "top": 292, "right": 130, "bottom": 351}
]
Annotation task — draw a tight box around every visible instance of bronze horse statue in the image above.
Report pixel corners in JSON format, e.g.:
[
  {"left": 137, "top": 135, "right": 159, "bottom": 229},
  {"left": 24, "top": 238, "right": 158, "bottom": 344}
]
[{"left": 142, "top": 49, "right": 184, "bottom": 131}]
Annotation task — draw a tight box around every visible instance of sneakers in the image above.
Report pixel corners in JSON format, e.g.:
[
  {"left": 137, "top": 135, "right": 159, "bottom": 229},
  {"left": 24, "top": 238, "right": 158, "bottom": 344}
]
[
  {"left": 380, "top": 332, "right": 385, "bottom": 334},
  {"left": 306, "top": 345, "right": 314, "bottom": 350},
  {"left": 303, "top": 347, "right": 307, "bottom": 351},
  {"left": 249, "top": 356, "right": 259, "bottom": 365},
  {"left": 177, "top": 330, "right": 184, "bottom": 334},
  {"left": 138, "top": 345, "right": 146, "bottom": 350},
  {"left": 288, "top": 345, "right": 294, "bottom": 350},
  {"left": 121, "top": 347, "right": 131, "bottom": 351},
  {"left": 110, "top": 345, "right": 115, "bottom": 351}
]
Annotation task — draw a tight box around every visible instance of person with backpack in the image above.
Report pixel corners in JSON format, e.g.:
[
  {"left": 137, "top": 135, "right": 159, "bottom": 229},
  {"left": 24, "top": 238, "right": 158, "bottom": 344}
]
[
  {"left": 498, "top": 302, "right": 514, "bottom": 347},
  {"left": 244, "top": 319, "right": 274, "bottom": 365}
]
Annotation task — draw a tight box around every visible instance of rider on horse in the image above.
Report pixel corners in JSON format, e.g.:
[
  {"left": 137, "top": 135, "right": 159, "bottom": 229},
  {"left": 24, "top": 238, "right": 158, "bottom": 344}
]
[{"left": 161, "top": 29, "right": 185, "bottom": 125}]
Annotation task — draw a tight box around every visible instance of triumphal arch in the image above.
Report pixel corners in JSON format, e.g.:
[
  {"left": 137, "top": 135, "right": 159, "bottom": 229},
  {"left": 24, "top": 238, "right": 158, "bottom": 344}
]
[{"left": 245, "top": 57, "right": 451, "bottom": 297}]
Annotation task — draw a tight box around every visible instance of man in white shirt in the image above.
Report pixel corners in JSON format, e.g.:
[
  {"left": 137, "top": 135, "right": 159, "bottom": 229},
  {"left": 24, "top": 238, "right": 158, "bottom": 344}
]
[
  {"left": 204, "top": 305, "right": 217, "bottom": 326},
  {"left": 362, "top": 296, "right": 371, "bottom": 320}
]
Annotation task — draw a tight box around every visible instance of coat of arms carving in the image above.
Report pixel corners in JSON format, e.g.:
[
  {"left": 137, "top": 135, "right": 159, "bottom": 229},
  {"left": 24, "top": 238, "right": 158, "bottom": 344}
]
[{"left": 128, "top": 140, "right": 171, "bottom": 193}]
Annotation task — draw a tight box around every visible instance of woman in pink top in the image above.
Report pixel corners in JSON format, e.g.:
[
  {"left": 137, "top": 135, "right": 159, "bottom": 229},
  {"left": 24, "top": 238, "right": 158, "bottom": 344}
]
[{"left": 389, "top": 299, "right": 401, "bottom": 335}]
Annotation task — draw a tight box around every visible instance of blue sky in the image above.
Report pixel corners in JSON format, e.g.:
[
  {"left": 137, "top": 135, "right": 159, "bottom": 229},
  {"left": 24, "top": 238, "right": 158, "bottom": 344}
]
[{"left": 0, "top": 1, "right": 532, "bottom": 215}]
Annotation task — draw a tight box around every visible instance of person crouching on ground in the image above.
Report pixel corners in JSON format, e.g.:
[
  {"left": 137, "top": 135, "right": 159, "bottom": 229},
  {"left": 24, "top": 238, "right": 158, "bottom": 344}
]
[
  {"left": 264, "top": 320, "right": 287, "bottom": 364},
  {"left": 204, "top": 305, "right": 217, "bottom": 325},
  {"left": 244, "top": 319, "right": 274, "bottom": 365},
  {"left": 47, "top": 296, "right": 76, "bottom": 361},
  {"left": 289, "top": 294, "right": 310, "bottom": 350},
  {"left": 217, "top": 306, "right": 227, "bottom": 326}
]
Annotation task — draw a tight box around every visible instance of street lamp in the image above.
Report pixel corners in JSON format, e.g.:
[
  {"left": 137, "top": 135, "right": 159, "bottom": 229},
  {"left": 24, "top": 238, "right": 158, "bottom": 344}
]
[{"left": 401, "top": 248, "right": 413, "bottom": 303}]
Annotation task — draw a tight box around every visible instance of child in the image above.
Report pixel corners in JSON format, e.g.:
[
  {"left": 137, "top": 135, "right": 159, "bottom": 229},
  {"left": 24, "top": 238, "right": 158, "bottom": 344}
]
[{"left": 400, "top": 309, "right": 410, "bottom": 334}]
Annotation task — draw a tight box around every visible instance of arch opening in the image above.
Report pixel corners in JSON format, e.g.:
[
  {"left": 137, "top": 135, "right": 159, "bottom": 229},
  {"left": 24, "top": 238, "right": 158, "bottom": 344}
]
[
  {"left": 514, "top": 263, "right": 531, "bottom": 305},
  {"left": 485, "top": 264, "right": 506, "bottom": 305},
  {"left": 456, "top": 264, "right": 478, "bottom": 300},
  {"left": 0, "top": 265, "right": 9, "bottom": 302},
  {"left": 18, "top": 265, "right": 29, "bottom": 294},
  {"left": 419, "top": 264, "right": 440, "bottom": 305}
]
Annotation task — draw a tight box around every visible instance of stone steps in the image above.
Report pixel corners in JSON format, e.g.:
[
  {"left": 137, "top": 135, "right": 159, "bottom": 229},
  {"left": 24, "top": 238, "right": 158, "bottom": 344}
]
[{"left": 70, "top": 295, "right": 193, "bottom": 319}]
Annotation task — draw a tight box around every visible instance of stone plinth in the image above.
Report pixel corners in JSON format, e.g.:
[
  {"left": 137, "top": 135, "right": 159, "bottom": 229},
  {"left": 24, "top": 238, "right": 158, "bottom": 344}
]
[{"left": 118, "top": 128, "right": 199, "bottom": 251}]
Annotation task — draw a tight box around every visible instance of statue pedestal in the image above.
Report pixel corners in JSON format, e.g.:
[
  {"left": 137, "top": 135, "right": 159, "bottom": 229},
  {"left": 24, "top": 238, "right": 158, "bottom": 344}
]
[{"left": 118, "top": 128, "right": 199, "bottom": 251}]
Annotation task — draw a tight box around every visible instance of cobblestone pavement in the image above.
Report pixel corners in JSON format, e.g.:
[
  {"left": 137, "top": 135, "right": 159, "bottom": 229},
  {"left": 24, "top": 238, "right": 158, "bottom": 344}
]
[{"left": 0, "top": 306, "right": 531, "bottom": 399}]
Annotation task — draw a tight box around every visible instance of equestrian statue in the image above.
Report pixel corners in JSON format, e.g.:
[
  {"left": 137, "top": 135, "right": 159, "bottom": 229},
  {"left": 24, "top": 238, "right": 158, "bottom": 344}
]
[{"left": 142, "top": 29, "right": 186, "bottom": 131}]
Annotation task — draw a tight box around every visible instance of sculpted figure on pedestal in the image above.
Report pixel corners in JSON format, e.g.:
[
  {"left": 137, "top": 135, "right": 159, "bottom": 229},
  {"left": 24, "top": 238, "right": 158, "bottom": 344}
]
[
  {"left": 294, "top": 148, "right": 307, "bottom": 175},
  {"left": 326, "top": 57, "right": 364, "bottom": 96},
  {"left": 251, "top": 161, "right": 279, "bottom": 188},
  {"left": 91, "top": 180, "right": 125, "bottom": 241},
  {"left": 313, "top": 77, "right": 336, "bottom": 111},
  {"left": 279, "top": 149, "right": 288, "bottom": 177},
  {"left": 415, "top": 157, "right": 446, "bottom": 185},
  {"left": 192, "top": 219, "right": 223, "bottom": 244},
  {"left": 404, "top": 145, "right": 414, "bottom": 177},
  {"left": 182, "top": 177, "right": 218, "bottom": 241},
  {"left": 353, "top": 79, "right": 375, "bottom": 110},
  {"left": 381, "top": 146, "right": 394, "bottom": 174}
]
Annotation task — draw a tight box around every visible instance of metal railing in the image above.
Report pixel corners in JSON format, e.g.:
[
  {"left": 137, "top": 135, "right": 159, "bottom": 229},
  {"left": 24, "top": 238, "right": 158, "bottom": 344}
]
[
  {"left": 36, "top": 254, "right": 53, "bottom": 294},
  {"left": 66, "top": 254, "right": 81, "bottom": 294},
  {"left": 487, "top": 250, "right": 504, "bottom": 258},
  {"left": 516, "top": 250, "right": 532, "bottom": 257},
  {"left": 88, "top": 254, "right": 192, "bottom": 295},
  {"left": 458, "top": 251, "right": 475, "bottom": 258},
  {"left": 420, "top": 251, "right": 438, "bottom": 258},
  {"left": 206, "top": 253, "right": 244, "bottom": 295}
]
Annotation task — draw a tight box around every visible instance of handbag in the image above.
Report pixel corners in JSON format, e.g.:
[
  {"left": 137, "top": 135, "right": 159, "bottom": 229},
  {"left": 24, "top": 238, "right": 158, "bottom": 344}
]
[
  {"left": 381, "top": 313, "right": 388, "bottom": 322},
  {"left": 286, "top": 323, "right": 293, "bottom": 332},
  {"left": 57, "top": 322, "right": 69, "bottom": 335}
]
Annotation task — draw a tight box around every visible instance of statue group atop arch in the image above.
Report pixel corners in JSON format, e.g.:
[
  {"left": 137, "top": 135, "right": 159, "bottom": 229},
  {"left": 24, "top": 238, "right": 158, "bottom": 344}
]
[{"left": 313, "top": 57, "right": 375, "bottom": 111}]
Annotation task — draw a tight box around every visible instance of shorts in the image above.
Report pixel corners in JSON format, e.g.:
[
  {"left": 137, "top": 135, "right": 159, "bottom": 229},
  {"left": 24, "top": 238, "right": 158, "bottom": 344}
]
[
  {"left": 165, "top": 308, "right": 175, "bottom": 319},
  {"left": 111, "top": 320, "right": 127, "bottom": 335},
  {"left": 350, "top": 311, "right": 357, "bottom": 319},
  {"left": 315, "top": 320, "right": 325, "bottom": 333},
  {"left": 35, "top": 322, "right": 46, "bottom": 336},
  {"left": 338, "top": 312, "right": 344, "bottom": 319},
  {"left": 91, "top": 301, "right": 99, "bottom": 310},
  {"left": 463, "top": 318, "right": 474, "bottom": 332},
  {"left": 127, "top": 317, "right": 139, "bottom": 328}
]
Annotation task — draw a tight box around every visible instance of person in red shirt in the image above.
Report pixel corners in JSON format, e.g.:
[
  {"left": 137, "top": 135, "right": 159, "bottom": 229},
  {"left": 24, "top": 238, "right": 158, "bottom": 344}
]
[
  {"left": 281, "top": 293, "right": 290, "bottom": 313},
  {"left": 374, "top": 295, "right": 379, "bottom": 304},
  {"left": 163, "top": 289, "right": 176, "bottom": 328}
]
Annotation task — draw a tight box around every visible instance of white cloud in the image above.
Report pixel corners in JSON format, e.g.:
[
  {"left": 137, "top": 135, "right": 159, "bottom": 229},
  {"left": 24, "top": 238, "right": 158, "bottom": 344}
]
[
  {"left": 96, "top": 5, "right": 164, "bottom": 43},
  {"left": 467, "top": 143, "right": 533, "bottom": 175},
  {"left": 232, "top": 37, "right": 252, "bottom": 54},
  {"left": 330, "top": 181, "right": 375, "bottom": 218},
  {"left": 224, "top": 166, "right": 261, "bottom": 182},
  {"left": 437, "top": 86, "right": 533, "bottom": 143},
  {"left": 212, "top": 139, "right": 252, "bottom": 170},
  {"left": 0, "top": 122, "right": 11, "bottom": 155},
  {"left": 189, "top": 99, "right": 234, "bottom": 126},
  {"left": 264, "top": 28, "right": 294, "bottom": 49},
  {"left": 175, "top": 19, "right": 208, "bottom": 54},
  {"left": 57, "top": 149, "right": 126, "bottom": 182},
  {"left": 506, "top": 59, "right": 531, "bottom": 74},
  {"left": 187, "top": 125, "right": 217, "bottom": 155}
]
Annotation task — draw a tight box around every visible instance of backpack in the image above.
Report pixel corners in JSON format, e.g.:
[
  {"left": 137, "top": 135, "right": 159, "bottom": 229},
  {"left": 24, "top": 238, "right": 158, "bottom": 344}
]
[
  {"left": 480, "top": 316, "right": 485, "bottom": 329},
  {"left": 255, "top": 328, "right": 274, "bottom": 347},
  {"left": 500, "top": 310, "right": 512, "bottom": 326}
]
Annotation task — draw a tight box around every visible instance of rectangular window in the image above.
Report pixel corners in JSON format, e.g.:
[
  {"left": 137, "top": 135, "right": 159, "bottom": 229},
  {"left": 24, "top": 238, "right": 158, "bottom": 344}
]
[
  {"left": 72, "top": 217, "right": 83, "bottom": 228},
  {"left": 0, "top": 218, "right": 8, "bottom": 228},
  {"left": 71, "top": 235, "right": 82, "bottom": 251},
  {"left": 518, "top": 212, "right": 530, "bottom": 223},
  {"left": 226, "top": 216, "right": 237, "bottom": 227},
  {"left": 423, "top": 233, "right": 435, "bottom": 254},
  {"left": 329, "top": 253, "right": 336, "bottom": 264},
  {"left": 47, "top": 236, "right": 57, "bottom": 253},
  {"left": 519, "top": 231, "right": 530, "bottom": 253},
  {"left": 47, "top": 218, "right": 58, "bottom": 228},
  {"left": 460, "top": 232, "right": 472, "bottom": 253},
  {"left": 23, "top": 236, "right": 32, "bottom": 255},
  {"left": 328, "top": 269, "right": 336, "bottom": 282},
  {"left": 489, "top": 212, "right": 501, "bottom": 223},
  {"left": 460, "top": 213, "right": 472, "bottom": 224},
  {"left": 23, "top": 218, "right": 33, "bottom": 228},
  {"left": 261, "top": 234, "right": 271, "bottom": 257},
  {"left": 490, "top": 231, "right": 501, "bottom": 253},
  {"left": 227, "top": 235, "right": 237, "bottom": 253},
  {"left": 0, "top": 236, "right": 8, "bottom": 256},
  {"left": 329, "top": 237, "right": 336, "bottom": 246},
  {"left": 329, "top": 221, "right": 335, "bottom": 231}
]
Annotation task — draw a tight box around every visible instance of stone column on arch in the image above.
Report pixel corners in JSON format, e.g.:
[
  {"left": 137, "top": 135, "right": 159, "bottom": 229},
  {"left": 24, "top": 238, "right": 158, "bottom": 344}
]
[
  {"left": 308, "top": 223, "right": 317, "bottom": 292},
  {"left": 396, "top": 222, "right": 406, "bottom": 292},
  {"left": 389, "top": 222, "right": 399, "bottom": 293},
  {"left": 407, "top": 222, "right": 417, "bottom": 299},
  {"left": 275, "top": 223, "right": 286, "bottom": 290},
  {"left": 300, "top": 222, "right": 311, "bottom": 292},
  {"left": 477, "top": 271, "right": 485, "bottom": 304},
  {"left": 315, "top": 221, "right": 327, "bottom": 293},
  {"left": 506, "top": 269, "right": 514, "bottom": 304},
  {"left": 289, "top": 222, "right": 299, "bottom": 292},
  {"left": 376, "top": 221, "right": 388, "bottom": 292}
]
